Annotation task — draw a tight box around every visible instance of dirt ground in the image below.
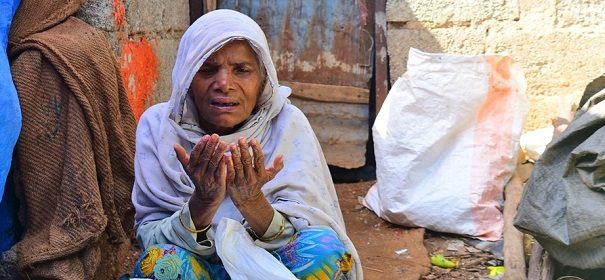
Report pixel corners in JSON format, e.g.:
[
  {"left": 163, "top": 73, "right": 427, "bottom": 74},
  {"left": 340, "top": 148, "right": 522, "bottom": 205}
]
[
  {"left": 119, "top": 181, "right": 502, "bottom": 279},
  {"left": 336, "top": 181, "right": 501, "bottom": 280}
]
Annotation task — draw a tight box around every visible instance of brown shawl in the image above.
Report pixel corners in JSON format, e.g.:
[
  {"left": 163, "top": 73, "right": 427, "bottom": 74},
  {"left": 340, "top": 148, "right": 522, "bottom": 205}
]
[{"left": 8, "top": 0, "right": 136, "bottom": 278}]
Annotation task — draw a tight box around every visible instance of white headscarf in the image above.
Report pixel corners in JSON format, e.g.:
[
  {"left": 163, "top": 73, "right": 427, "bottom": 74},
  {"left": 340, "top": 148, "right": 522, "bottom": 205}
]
[{"left": 132, "top": 9, "right": 362, "bottom": 278}]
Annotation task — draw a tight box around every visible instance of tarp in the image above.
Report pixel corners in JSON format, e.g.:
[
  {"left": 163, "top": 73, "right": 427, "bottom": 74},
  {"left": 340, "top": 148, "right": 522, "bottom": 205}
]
[{"left": 515, "top": 77, "right": 605, "bottom": 269}]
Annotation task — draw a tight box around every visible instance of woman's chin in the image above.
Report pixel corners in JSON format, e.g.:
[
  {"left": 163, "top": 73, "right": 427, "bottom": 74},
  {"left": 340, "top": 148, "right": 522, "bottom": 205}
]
[{"left": 203, "top": 120, "right": 244, "bottom": 135}]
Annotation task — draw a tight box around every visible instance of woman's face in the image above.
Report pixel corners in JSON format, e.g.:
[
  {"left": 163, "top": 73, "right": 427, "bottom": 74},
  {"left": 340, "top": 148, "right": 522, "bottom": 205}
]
[{"left": 190, "top": 40, "right": 264, "bottom": 135}]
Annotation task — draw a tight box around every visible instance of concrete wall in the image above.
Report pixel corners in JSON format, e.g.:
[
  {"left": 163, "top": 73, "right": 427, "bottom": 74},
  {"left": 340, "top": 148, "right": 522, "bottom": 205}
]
[
  {"left": 386, "top": 0, "right": 605, "bottom": 130},
  {"left": 77, "top": 0, "right": 189, "bottom": 121}
]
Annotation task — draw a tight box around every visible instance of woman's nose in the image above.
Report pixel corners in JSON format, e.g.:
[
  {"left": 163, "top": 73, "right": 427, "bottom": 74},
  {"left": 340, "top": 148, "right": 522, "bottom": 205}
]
[{"left": 214, "top": 69, "right": 232, "bottom": 92}]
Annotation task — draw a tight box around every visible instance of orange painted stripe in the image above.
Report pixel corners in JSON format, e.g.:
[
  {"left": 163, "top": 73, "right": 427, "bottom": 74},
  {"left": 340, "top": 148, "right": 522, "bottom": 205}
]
[
  {"left": 119, "top": 37, "right": 159, "bottom": 121},
  {"left": 470, "top": 56, "right": 518, "bottom": 240},
  {"left": 113, "top": 0, "right": 126, "bottom": 28}
]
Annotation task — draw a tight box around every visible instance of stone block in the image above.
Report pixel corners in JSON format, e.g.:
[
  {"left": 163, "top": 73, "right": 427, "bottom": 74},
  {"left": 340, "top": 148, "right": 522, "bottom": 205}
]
[
  {"left": 77, "top": 0, "right": 115, "bottom": 31},
  {"left": 124, "top": 0, "right": 189, "bottom": 33},
  {"left": 153, "top": 35, "right": 183, "bottom": 104},
  {"left": 387, "top": 26, "right": 486, "bottom": 80},
  {"left": 492, "top": 0, "right": 521, "bottom": 21},
  {"left": 517, "top": 0, "right": 556, "bottom": 28},
  {"left": 387, "top": 0, "right": 519, "bottom": 24},
  {"left": 555, "top": 0, "right": 605, "bottom": 28}
]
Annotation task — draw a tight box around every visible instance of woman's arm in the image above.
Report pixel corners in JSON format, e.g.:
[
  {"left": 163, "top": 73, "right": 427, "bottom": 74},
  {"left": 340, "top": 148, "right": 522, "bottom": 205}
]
[
  {"left": 174, "top": 134, "right": 228, "bottom": 230},
  {"left": 225, "top": 137, "right": 286, "bottom": 237},
  {"left": 137, "top": 205, "right": 295, "bottom": 253}
]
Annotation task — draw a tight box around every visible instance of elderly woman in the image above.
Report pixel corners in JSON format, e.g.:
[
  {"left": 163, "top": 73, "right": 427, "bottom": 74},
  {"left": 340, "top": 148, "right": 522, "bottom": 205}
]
[{"left": 132, "top": 9, "right": 361, "bottom": 279}]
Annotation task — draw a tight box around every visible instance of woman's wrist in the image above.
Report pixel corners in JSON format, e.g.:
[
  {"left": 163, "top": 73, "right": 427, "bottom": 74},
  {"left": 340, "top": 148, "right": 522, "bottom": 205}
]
[
  {"left": 180, "top": 205, "right": 212, "bottom": 233},
  {"left": 187, "top": 198, "right": 218, "bottom": 229},
  {"left": 238, "top": 196, "right": 274, "bottom": 236},
  {"left": 257, "top": 212, "right": 286, "bottom": 242}
]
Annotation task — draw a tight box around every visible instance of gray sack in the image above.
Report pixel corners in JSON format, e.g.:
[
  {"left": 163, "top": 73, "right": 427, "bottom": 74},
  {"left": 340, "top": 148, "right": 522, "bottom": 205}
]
[{"left": 514, "top": 76, "right": 605, "bottom": 269}]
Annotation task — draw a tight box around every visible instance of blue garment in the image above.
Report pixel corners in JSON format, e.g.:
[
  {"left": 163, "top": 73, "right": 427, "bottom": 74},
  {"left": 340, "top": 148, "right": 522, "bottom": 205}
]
[
  {"left": 0, "top": 172, "right": 20, "bottom": 253},
  {"left": 134, "top": 244, "right": 229, "bottom": 280},
  {"left": 272, "top": 227, "right": 353, "bottom": 279},
  {"left": 133, "top": 227, "right": 353, "bottom": 279},
  {"left": 0, "top": 0, "right": 22, "bottom": 253}
]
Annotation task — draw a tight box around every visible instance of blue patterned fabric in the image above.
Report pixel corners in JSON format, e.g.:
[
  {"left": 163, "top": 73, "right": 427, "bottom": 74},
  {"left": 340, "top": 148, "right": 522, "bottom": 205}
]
[
  {"left": 273, "top": 227, "right": 353, "bottom": 280},
  {"left": 0, "top": 0, "right": 22, "bottom": 254},
  {"left": 134, "top": 226, "right": 352, "bottom": 280},
  {"left": 134, "top": 244, "right": 229, "bottom": 280}
]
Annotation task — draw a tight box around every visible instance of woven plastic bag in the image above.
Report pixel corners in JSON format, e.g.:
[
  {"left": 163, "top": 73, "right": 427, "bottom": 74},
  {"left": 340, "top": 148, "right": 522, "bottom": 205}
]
[
  {"left": 364, "top": 48, "right": 527, "bottom": 241},
  {"left": 214, "top": 218, "right": 297, "bottom": 280}
]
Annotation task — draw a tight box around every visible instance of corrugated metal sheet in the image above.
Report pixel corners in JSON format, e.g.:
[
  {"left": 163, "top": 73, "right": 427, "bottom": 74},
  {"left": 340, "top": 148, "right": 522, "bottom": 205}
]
[{"left": 219, "top": 0, "right": 373, "bottom": 168}]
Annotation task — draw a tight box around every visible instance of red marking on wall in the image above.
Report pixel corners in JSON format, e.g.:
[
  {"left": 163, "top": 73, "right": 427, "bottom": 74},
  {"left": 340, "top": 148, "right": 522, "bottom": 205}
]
[
  {"left": 113, "top": 0, "right": 125, "bottom": 28},
  {"left": 119, "top": 37, "right": 158, "bottom": 121}
]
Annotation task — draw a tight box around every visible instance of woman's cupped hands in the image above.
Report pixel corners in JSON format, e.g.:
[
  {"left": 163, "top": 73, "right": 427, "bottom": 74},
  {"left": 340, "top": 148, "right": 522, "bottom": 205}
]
[{"left": 174, "top": 134, "right": 283, "bottom": 225}]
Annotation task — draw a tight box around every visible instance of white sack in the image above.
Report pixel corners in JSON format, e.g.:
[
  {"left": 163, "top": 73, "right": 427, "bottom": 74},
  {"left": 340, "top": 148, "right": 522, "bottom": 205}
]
[
  {"left": 365, "top": 48, "right": 527, "bottom": 240},
  {"left": 520, "top": 126, "right": 553, "bottom": 162}
]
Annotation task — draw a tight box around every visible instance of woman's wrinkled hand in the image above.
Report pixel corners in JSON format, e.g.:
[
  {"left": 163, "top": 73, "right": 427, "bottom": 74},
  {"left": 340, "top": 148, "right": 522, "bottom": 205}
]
[
  {"left": 225, "top": 137, "right": 283, "bottom": 235},
  {"left": 226, "top": 137, "right": 284, "bottom": 209},
  {"left": 174, "top": 134, "right": 228, "bottom": 226}
]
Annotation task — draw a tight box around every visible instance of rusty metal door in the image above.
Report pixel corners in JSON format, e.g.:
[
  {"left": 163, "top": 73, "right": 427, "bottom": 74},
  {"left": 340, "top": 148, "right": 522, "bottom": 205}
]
[{"left": 216, "top": 0, "right": 375, "bottom": 169}]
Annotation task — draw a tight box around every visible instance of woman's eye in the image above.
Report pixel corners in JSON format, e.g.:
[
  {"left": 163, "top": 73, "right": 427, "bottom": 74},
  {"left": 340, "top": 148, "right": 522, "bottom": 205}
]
[
  {"left": 235, "top": 67, "right": 250, "bottom": 74},
  {"left": 198, "top": 67, "right": 217, "bottom": 75}
]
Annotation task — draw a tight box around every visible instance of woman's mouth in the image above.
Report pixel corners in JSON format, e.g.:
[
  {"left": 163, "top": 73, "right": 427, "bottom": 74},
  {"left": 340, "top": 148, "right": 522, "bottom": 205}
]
[{"left": 211, "top": 100, "right": 239, "bottom": 108}]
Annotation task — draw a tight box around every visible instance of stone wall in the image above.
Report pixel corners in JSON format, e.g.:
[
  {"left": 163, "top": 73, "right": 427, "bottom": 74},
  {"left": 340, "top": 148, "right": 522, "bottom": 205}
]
[
  {"left": 386, "top": 0, "right": 605, "bottom": 130},
  {"left": 77, "top": 0, "right": 189, "bottom": 120},
  {"left": 76, "top": 0, "right": 605, "bottom": 139}
]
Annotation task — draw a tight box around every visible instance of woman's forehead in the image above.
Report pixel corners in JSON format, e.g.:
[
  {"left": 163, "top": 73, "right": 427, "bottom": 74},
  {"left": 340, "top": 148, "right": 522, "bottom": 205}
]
[
  {"left": 204, "top": 40, "right": 261, "bottom": 65},
  {"left": 211, "top": 40, "right": 254, "bottom": 56}
]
